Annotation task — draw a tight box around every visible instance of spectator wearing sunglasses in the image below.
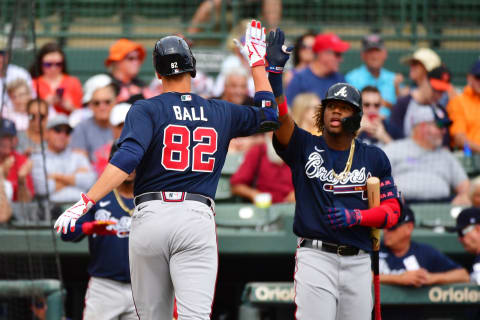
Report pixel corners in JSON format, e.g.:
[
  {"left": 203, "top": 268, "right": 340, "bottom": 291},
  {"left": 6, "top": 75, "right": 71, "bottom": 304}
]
[
  {"left": 380, "top": 206, "right": 469, "bottom": 287},
  {"left": 447, "top": 60, "right": 480, "bottom": 153},
  {"left": 31, "top": 115, "right": 95, "bottom": 204},
  {"left": 357, "top": 86, "right": 393, "bottom": 146},
  {"left": 0, "top": 118, "right": 34, "bottom": 203},
  {"left": 0, "top": 35, "right": 33, "bottom": 110},
  {"left": 284, "top": 32, "right": 316, "bottom": 87},
  {"left": 105, "top": 39, "right": 148, "bottom": 102},
  {"left": 16, "top": 99, "right": 48, "bottom": 156},
  {"left": 70, "top": 74, "right": 116, "bottom": 175},
  {"left": 30, "top": 42, "right": 82, "bottom": 115},
  {"left": 383, "top": 105, "right": 470, "bottom": 205},
  {"left": 286, "top": 33, "right": 349, "bottom": 106}
]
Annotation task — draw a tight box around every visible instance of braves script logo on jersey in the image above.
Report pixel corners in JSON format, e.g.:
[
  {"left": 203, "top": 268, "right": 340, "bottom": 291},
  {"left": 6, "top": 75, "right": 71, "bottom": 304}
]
[
  {"left": 305, "top": 146, "right": 370, "bottom": 198},
  {"left": 334, "top": 86, "right": 348, "bottom": 97}
]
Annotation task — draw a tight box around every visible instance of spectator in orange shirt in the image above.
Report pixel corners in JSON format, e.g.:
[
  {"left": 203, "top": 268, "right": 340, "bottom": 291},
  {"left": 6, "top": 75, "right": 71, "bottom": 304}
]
[
  {"left": 447, "top": 59, "right": 480, "bottom": 153},
  {"left": 230, "top": 132, "right": 294, "bottom": 204},
  {"left": 0, "top": 118, "right": 34, "bottom": 202},
  {"left": 30, "top": 42, "right": 83, "bottom": 115}
]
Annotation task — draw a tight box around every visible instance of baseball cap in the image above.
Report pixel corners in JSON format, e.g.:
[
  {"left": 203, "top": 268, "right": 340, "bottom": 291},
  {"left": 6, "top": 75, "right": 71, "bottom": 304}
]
[
  {"left": 428, "top": 65, "right": 452, "bottom": 92},
  {"left": 313, "top": 33, "right": 350, "bottom": 53},
  {"left": 469, "top": 59, "right": 480, "bottom": 77},
  {"left": 388, "top": 206, "right": 415, "bottom": 230},
  {"left": 109, "top": 103, "right": 131, "bottom": 126},
  {"left": 362, "top": 34, "right": 384, "bottom": 51},
  {"left": 401, "top": 48, "right": 441, "bottom": 72},
  {"left": 46, "top": 114, "right": 71, "bottom": 130},
  {"left": 82, "top": 74, "right": 113, "bottom": 104},
  {"left": 456, "top": 207, "right": 480, "bottom": 237},
  {"left": 411, "top": 105, "right": 452, "bottom": 128},
  {"left": 0, "top": 118, "right": 16, "bottom": 137},
  {"left": 105, "top": 38, "right": 146, "bottom": 66}
]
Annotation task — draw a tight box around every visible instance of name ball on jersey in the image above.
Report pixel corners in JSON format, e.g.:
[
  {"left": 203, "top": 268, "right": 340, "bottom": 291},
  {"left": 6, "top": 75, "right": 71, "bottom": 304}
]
[{"left": 172, "top": 105, "right": 208, "bottom": 122}]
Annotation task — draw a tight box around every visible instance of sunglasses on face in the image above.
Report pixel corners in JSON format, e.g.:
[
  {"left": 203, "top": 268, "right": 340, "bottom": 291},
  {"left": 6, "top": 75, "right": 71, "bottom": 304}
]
[
  {"left": 28, "top": 113, "right": 47, "bottom": 121},
  {"left": 126, "top": 55, "right": 140, "bottom": 62},
  {"left": 52, "top": 126, "right": 72, "bottom": 135},
  {"left": 42, "top": 62, "right": 63, "bottom": 68},
  {"left": 91, "top": 99, "right": 113, "bottom": 107},
  {"left": 300, "top": 44, "right": 312, "bottom": 50},
  {"left": 363, "top": 102, "right": 381, "bottom": 108}
]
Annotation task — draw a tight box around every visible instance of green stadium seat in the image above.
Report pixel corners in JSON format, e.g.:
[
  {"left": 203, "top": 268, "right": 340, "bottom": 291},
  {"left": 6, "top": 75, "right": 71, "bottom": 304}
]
[
  {"left": 214, "top": 203, "right": 281, "bottom": 229},
  {"left": 222, "top": 153, "right": 244, "bottom": 175},
  {"left": 410, "top": 203, "right": 466, "bottom": 228},
  {"left": 215, "top": 175, "right": 233, "bottom": 201}
]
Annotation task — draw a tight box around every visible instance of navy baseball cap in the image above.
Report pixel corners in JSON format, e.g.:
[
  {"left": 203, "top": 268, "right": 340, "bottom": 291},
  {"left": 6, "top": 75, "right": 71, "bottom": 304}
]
[
  {"left": 388, "top": 206, "right": 415, "bottom": 230},
  {"left": 0, "top": 118, "right": 17, "bottom": 137},
  {"left": 456, "top": 207, "right": 480, "bottom": 237},
  {"left": 470, "top": 59, "right": 480, "bottom": 77}
]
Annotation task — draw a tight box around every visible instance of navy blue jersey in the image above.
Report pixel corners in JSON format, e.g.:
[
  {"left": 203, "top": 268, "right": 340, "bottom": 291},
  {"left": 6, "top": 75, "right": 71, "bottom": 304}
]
[
  {"left": 273, "top": 126, "right": 398, "bottom": 252},
  {"left": 114, "top": 92, "right": 267, "bottom": 198},
  {"left": 61, "top": 190, "right": 134, "bottom": 283},
  {"left": 379, "top": 241, "right": 461, "bottom": 274}
]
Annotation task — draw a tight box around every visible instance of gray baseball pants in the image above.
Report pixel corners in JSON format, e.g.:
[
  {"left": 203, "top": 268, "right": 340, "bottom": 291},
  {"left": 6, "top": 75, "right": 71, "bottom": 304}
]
[
  {"left": 294, "top": 243, "right": 372, "bottom": 320},
  {"left": 129, "top": 199, "right": 218, "bottom": 320}
]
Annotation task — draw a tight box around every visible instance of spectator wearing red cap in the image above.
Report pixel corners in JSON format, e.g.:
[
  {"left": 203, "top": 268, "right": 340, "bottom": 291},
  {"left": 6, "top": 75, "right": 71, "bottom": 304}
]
[
  {"left": 286, "top": 33, "right": 349, "bottom": 105},
  {"left": 447, "top": 59, "right": 480, "bottom": 153},
  {"left": 105, "top": 39, "right": 148, "bottom": 102}
]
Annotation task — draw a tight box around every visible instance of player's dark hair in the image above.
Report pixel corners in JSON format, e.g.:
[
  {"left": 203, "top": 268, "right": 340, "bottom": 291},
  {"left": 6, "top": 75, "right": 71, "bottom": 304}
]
[
  {"left": 293, "top": 32, "right": 317, "bottom": 67},
  {"left": 361, "top": 85, "right": 380, "bottom": 95}
]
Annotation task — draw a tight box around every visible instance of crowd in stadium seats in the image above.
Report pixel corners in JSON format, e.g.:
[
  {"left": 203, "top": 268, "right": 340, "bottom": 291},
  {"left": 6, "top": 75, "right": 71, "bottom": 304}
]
[{"left": 0, "top": 28, "right": 479, "bottom": 230}]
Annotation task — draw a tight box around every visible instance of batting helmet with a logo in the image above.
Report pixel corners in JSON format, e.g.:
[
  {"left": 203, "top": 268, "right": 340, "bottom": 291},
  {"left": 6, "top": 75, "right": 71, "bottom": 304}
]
[
  {"left": 321, "top": 83, "right": 362, "bottom": 133},
  {"left": 153, "top": 36, "right": 196, "bottom": 78}
]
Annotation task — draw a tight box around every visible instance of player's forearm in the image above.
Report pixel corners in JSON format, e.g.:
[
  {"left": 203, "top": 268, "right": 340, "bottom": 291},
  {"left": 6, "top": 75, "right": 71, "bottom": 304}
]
[
  {"left": 86, "top": 164, "right": 128, "bottom": 203},
  {"left": 272, "top": 95, "right": 294, "bottom": 146},
  {"left": 430, "top": 269, "right": 470, "bottom": 285},
  {"left": 359, "top": 198, "right": 401, "bottom": 228},
  {"left": 251, "top": 66, "right": 273, "bottom": 93}
]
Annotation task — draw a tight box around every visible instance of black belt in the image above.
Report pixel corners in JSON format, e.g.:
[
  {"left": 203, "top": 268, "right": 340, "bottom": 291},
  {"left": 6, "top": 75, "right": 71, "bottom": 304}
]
[
  {"left": 300, "top": 239, "right": 360, "bottom": 256},
  {"left": 134, "top": 192, "right": 213, "bottom": 208}
]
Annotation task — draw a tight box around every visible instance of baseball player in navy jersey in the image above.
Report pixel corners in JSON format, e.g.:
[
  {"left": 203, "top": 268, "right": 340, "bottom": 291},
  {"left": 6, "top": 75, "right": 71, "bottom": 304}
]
[
  {"left": 61, "top": 142, "right": 136, "bottom": 320},
  {"left": 264, "top": 29, "right": 403, "bottom": 319},
  {"left": 54, "top": 20, "right": 279, "bottom": 320}
]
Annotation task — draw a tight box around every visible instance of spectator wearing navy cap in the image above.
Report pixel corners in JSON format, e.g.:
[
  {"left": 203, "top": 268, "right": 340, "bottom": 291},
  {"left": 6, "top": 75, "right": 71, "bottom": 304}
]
[
  {"left": 456, "top": 207, "right": 480, "bottom": 284},
  {"left": 447, "top": 59, "right": 480, "bottom": 153},
  {"left": 0, "top": 118, "right": 34, "bottom": 202},
  {"left": 380, "top": 206, "right": 469, "bottom": 287},
  {"left": 286, "top": 32, "right": 349, "bottom": 104},
  {"left": 346, "top": 34, "right": 401, "bottom": 111}
]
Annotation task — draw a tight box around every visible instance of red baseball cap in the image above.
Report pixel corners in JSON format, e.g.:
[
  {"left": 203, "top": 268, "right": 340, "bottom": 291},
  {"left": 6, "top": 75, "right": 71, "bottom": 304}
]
[{"left": 313, "top": 33, "right": 350, "bottom": 53}]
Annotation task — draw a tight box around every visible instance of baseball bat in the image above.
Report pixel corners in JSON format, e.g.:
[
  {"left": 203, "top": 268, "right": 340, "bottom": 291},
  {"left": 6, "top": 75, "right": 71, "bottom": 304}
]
[{"left": 367, "top": 177, "right": 381, "bottom": 320}]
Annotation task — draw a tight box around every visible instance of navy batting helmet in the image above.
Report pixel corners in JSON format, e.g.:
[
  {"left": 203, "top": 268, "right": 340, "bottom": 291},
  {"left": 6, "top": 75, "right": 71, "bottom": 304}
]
[
  {"left": 322, "top": 83, "right": 362, "bottom": 133},
  {"left": 153, "top": 36, "right": 196, "bottom": 78}
]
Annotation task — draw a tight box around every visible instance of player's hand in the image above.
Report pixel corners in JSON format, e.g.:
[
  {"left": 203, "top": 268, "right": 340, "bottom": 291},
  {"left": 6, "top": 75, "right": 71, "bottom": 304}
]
[
  {"left": 325, "top": 207, "right": 362, "bottom": 229},
  {"left": 82, "top": 220, "right": 117, "bottom": 236},
  {"left": 400, "top": 269, "right": 428, "bottom": 287},
  {"left": 234, "top": 19, "right": 266, "bottom": 68},
  {"left": 54, "top": 193, "right": 95, "bottom": 234},
  {"left": 266, "top": 28, "right": 293, "bottom": 73}
]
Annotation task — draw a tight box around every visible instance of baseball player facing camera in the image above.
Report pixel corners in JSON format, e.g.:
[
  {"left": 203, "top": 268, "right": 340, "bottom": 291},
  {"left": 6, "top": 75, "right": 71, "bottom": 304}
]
[
  {"left": 265, "top": 29, "right": 403, "bottom": 319},
  {"left": 55, "top": 20, "right": 279, "bottom": 319}
]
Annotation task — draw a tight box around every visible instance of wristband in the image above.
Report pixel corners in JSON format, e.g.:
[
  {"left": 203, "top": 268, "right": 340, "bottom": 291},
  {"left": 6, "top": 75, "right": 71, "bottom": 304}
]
[
  {"left": 268, "top": 72, "right": 283, "bottom": 97},
  {"left": 279, "top": 98, "right": 288, "bottom": 117}
]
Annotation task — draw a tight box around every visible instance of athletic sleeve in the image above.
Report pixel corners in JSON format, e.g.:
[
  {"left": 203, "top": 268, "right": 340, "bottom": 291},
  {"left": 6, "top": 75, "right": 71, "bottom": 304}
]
[{"left": 272, "top": 125, "right": 309, "bottom": 167}]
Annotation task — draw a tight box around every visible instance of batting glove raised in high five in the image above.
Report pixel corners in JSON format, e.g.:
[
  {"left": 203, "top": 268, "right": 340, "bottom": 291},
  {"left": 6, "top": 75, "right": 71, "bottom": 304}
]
[
  {"left": 325, "top": 207, "right": 362, "bottom": 230},
  {"left": 54, "top": 193, "right": 95, "bottom": 234},
  {"left": 233, "top": 19, "right": 266, "bottom": 67},
  {"left": 266, "top": 28, "right": 293, "bottom": 73}
]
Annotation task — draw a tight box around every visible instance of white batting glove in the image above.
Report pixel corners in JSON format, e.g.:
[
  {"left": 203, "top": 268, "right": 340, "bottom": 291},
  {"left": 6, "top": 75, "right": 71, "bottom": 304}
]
[
  {"left": 54, "top": 193, "right": 95, "bottom": 234},
  {"left": 233, "top": 19, "right": 266, "bottom": 67}
]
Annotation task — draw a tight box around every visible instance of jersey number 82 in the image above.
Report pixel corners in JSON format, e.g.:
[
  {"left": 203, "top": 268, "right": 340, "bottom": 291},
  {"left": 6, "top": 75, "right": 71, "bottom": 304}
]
[{"left": 161, "top": 124, "right": 218, "bottom": 172}]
